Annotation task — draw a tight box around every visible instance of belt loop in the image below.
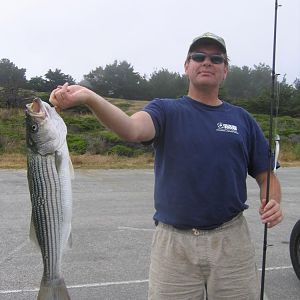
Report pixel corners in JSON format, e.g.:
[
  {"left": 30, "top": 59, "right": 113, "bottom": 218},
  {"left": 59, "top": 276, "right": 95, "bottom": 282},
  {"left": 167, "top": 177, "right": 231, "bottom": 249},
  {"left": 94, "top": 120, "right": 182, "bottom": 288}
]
[{"left": 192, "top": 228, "right": 200, "bottom": 236}]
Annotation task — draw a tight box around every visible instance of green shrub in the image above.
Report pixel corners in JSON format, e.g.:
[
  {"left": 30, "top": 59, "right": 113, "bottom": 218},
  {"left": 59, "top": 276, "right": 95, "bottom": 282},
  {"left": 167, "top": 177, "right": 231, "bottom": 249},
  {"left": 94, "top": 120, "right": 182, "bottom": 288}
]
[
  {"left": 100, "top": 131, "right": 121, "bottom": 143},
  {"left": 252, "top": 114, "right": 300, "bottom": 138},
  {"left": 294, "top": 143, "right": 300, "bottom": 159},
  {"left": 108, "top": 145, "right": 134, "bottom": 157},
  {"left": 67, "top": 134, "right": 87, "bottom": 154},
  {"left": 63, "top": 113, "right": 103, "bottom": 132},
  {"left": 36, "top": 92, "right": 51, "bottom": 100},
  {"left": 0, "top": 107, "right": 299, "bottom": 161},
  {"left": 0, "top": 136, "right": 5, "bottom": 153},
  {"left": 114, "top": 102, "right": 131, "bottom": 111},
  {"left": 86, "top": 136, "right": 107, "bottom": 154}
]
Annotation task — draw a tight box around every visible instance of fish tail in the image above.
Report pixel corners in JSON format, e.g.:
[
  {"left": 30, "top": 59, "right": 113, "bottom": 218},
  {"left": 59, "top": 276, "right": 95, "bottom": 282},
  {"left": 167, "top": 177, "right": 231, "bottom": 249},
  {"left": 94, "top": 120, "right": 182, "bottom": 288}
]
[{"left": 37, "top": 278, "right": 71, "bottom": 300}]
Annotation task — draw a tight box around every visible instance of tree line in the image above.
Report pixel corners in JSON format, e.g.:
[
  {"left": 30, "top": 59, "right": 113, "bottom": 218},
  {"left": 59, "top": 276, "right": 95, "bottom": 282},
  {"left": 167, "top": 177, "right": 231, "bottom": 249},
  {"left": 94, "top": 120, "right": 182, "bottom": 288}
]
[{"left": 0, "top": 58, "right": 299, "bottom": 117}]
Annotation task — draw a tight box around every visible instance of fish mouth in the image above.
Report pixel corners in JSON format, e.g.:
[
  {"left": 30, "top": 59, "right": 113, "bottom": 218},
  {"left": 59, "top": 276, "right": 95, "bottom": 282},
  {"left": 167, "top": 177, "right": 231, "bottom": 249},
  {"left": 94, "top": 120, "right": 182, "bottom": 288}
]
[{"left": 26, "top": 98, "right": 47, "bottom": 119}]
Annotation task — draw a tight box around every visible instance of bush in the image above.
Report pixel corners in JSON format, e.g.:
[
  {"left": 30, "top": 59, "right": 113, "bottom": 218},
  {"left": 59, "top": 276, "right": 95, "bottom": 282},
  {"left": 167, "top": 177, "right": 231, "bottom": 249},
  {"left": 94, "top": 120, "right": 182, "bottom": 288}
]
[
  {"left": 63, "top": 113, "right": 103, "bottom": 132},
  {"left": 35, "top": 92, "right": 51, "bottom": 100},
  {"left": 86, "top": 136, "right": 107, "bottom": 155},
  {"left": 108, "top": 145, "right": 134, "bottom": 157},
  {"left": 100, "top": 131, "right": 121, "bottom": 143},
  {"left": 0, "top": 136, "right": 6, "bottom": 153},
  {"left": 294, "top": 143, "right": 300, "bottom": 159},
  {"left": 67, "top": 134, "right": 88, "bottom": 154},
  {"left": 113, "top": 101, "right": 132, "bottom": 110},
  {"left": 279, "top": 140, "right": 300, "bottom": 161}
]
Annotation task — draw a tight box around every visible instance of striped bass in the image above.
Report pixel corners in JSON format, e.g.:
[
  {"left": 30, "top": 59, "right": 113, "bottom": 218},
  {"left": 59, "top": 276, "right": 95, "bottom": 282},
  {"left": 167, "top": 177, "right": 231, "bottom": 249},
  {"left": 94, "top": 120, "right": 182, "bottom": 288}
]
[{"left": 25, "top": 98, "right": 73, "bottom": 300}]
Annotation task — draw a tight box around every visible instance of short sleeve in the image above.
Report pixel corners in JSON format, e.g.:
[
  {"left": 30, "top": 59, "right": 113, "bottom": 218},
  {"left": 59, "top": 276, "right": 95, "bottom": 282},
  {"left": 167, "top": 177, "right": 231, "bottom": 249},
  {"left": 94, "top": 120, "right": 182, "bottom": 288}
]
[
  {"left": 142, "top": 99, "right": 165, "bottom": 139},
  {"left": 247, "top": 117, "right": 276, "bottom": 177}
]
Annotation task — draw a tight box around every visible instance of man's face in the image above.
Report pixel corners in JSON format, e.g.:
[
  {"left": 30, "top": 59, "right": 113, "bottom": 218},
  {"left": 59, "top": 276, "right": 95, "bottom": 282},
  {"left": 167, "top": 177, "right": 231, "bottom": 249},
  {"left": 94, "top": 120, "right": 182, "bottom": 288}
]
[{"left": 184, "top": 44, "right": 228, "bottom": 89}]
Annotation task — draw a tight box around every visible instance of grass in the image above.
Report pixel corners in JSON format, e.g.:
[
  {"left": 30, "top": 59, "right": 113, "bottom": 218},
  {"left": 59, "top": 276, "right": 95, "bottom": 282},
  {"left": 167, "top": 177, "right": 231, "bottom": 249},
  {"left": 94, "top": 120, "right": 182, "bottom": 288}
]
[
  {"left": 0, "top": 153, "right": 27, "bottom": 169},
  {"left": 0, "top": 153, "right": 155, "bottom": 169},
  {"left": 71, "top": 153, "right": 154, "bottom": 169},
  {"left": 1, "top": 153, "right": 299, "bottom": 169},
  {"left": 0, "top": 98, "right": 299, "bottom": 169}
]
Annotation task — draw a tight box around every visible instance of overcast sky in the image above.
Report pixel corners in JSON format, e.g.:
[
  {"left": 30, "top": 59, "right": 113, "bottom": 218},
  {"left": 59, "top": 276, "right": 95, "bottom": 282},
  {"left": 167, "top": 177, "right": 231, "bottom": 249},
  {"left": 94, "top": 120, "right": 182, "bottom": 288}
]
[{"left": 1, "top": 0, "right": 299, "bottom": 85}]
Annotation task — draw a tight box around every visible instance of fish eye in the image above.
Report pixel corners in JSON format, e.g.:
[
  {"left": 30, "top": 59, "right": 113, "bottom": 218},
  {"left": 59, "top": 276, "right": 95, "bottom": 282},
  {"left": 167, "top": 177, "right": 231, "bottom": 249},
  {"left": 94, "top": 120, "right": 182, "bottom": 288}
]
[{"left": 31, "top": 124, "right": 38, "bottom": 132}]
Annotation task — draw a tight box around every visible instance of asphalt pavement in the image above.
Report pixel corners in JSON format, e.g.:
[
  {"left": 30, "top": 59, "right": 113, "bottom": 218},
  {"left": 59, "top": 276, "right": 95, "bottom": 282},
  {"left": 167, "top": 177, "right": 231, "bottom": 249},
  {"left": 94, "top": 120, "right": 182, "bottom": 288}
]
[{"left": 0, "top": 167, "right": 299, "bottom": 300}]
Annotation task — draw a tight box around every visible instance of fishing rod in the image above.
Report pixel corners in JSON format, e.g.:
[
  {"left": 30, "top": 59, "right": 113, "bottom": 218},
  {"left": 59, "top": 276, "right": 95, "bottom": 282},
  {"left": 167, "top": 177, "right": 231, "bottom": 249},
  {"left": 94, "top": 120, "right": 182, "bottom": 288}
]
[{"left": 260, "top": 0, "right": 281, "bottom": 299}]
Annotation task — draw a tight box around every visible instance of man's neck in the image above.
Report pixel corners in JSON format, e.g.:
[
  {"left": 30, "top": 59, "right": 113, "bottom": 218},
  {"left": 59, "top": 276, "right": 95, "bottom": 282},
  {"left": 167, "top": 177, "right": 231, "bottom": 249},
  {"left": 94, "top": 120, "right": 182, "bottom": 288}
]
[{"left": 187, "top": 89, "right": 222, "bottom": 106}]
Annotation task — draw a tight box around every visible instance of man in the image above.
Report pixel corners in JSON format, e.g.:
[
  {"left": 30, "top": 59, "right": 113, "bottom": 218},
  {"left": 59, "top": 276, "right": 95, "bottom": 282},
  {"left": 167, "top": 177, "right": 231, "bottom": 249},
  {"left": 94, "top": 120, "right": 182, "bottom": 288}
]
[{"left": 50, "top": 32, "right": 283, "bottom": 299}]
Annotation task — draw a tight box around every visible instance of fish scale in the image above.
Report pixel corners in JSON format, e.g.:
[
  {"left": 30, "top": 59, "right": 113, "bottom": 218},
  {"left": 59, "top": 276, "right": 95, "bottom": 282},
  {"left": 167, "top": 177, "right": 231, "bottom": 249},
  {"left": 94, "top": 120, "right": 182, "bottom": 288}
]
[
  {"left": 26, "top": 98, "right": 72, "bottom": 300},
  {"left": 28, "top": 154, "right": 62, "bottom": 279}
]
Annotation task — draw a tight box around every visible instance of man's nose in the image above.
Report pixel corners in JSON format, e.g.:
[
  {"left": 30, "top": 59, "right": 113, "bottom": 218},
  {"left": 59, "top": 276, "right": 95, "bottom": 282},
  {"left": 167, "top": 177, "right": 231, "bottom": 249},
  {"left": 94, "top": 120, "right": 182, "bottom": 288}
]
[{"left": 202, "top": 56, "right": 212, "bottom": 65}]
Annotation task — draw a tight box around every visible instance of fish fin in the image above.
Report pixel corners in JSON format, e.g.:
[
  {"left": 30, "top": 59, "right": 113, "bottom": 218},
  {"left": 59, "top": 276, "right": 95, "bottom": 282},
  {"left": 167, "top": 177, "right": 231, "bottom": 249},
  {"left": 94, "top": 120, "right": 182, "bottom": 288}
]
[
  {"left": 67, "top": 232, "right": 73, "bottom": 248},
  {"left": 69, "top": 157, "right": 75, "bottom": 180},
  {"left": 62, "top": 229, "right": 72, "bottom": 250},
  {"left": 38, "top": 278, "right": 71, "bottom": 300},
  {"left": 29, "top": 216, "right": 40, "bottom": 250}
]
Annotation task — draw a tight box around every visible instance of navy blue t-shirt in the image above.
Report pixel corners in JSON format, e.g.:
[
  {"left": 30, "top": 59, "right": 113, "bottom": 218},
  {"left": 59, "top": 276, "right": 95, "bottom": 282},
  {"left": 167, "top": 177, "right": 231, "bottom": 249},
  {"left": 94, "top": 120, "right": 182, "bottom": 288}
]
[{"left": 143, "top": 96, "right": 271, "bottom": 229}]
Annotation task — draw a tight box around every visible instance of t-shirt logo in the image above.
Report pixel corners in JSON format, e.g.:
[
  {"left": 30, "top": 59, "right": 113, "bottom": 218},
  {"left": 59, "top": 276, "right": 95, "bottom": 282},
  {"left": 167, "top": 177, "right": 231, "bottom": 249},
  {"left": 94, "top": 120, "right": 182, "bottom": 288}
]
[{"left": 216, "top": 122, "right": 239, "bottom": 134}]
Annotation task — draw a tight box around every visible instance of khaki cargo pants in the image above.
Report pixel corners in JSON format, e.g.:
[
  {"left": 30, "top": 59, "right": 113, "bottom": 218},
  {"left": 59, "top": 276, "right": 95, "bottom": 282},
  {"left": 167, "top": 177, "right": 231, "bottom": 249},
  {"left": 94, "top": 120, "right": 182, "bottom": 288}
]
[{"left": 148, "top": 214, "right": 262, "bottom": 300}]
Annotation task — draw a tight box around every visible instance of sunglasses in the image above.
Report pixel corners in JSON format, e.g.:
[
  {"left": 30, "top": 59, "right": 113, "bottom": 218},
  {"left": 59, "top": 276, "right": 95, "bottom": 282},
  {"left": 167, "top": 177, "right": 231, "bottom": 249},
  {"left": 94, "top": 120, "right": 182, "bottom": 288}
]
[{"left": 189, "top": 52, "right": 225, "bottom": 64}]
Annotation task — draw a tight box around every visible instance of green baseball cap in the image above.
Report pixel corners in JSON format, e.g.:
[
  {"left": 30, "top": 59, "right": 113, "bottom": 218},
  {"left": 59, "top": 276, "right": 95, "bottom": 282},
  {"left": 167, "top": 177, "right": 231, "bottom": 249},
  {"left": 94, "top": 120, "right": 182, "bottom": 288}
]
[{"left": 188, "top": 32, "right": 227, "bottom": 54}]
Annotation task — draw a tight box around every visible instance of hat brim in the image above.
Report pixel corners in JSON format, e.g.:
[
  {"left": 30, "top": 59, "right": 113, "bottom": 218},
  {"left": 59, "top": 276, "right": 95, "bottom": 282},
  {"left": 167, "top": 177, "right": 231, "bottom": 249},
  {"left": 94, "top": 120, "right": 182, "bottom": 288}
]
[{"left": 188, "top": 37, "right": 226, "bottom": 54}]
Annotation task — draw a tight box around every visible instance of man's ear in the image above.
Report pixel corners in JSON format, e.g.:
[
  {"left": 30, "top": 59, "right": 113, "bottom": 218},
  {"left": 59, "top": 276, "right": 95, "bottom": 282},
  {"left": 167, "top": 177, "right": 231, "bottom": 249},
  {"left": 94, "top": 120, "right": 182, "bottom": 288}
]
[
  {"left": 223, "top": 67, "right": 228, "bottom": 81},
  {"left": 184, "top": 60, "right": 189, "bottom": 75}
]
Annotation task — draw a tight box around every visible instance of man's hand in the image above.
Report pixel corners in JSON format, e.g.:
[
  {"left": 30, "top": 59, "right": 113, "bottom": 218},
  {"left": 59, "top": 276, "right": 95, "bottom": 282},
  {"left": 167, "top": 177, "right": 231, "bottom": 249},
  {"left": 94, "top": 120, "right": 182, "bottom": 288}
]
[
  {"left": 259, "top": 198, "right": 283, "bottom": 228},
  {"left": 49, "top": 82, "right": 91, "bottom": 110}
]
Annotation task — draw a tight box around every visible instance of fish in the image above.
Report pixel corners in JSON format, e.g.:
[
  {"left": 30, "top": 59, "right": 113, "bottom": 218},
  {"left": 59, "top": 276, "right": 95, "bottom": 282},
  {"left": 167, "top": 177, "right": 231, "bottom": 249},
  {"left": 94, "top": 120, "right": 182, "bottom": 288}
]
[{"left": 25, "top": 97, "right": 73, "bottom": 300}]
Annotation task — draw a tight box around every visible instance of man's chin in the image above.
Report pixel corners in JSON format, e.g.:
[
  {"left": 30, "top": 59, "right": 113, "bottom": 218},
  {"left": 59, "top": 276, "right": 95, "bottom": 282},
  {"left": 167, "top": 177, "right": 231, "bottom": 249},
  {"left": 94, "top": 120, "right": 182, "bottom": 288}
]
[{"left": 195, "top": 79, "right": 218, "bottom": 88}]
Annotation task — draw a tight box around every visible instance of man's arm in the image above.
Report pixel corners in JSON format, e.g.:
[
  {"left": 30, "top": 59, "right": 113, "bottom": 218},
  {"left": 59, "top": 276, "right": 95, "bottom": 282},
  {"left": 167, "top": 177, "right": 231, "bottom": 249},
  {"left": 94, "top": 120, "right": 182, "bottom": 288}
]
[
  {"left": 255, "top": 171, "right": 283, "bottom": 228},
  {"left": 50, "top": 83, "right": 155, "bottom": 142}
]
